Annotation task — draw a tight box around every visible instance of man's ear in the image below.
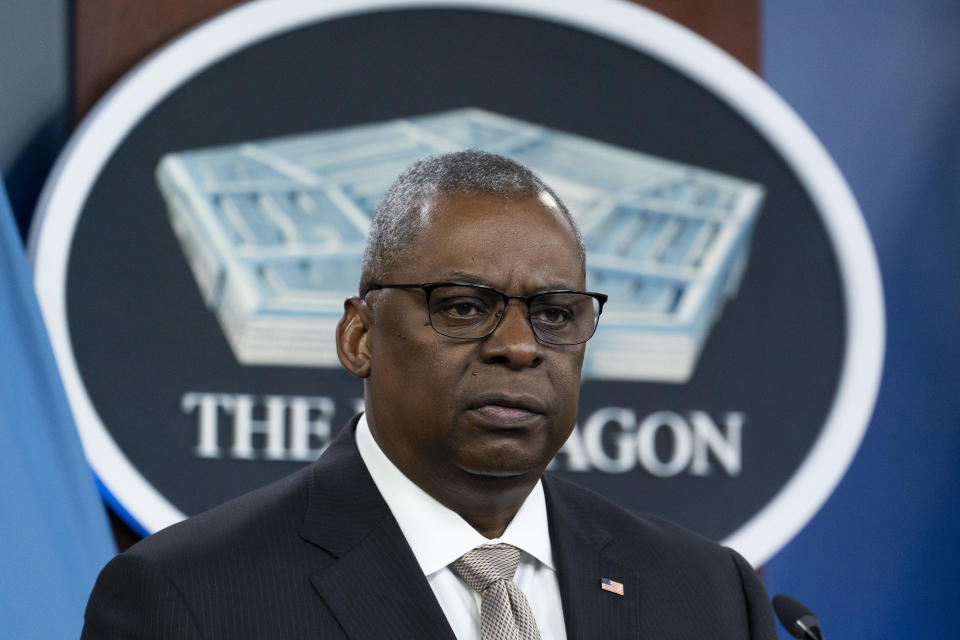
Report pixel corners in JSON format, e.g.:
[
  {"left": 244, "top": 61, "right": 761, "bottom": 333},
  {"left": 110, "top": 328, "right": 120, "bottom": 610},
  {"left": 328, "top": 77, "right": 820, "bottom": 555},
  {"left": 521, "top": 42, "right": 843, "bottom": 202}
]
[{"left": 336, "top": 296, "right": 372, "bottom": 378}]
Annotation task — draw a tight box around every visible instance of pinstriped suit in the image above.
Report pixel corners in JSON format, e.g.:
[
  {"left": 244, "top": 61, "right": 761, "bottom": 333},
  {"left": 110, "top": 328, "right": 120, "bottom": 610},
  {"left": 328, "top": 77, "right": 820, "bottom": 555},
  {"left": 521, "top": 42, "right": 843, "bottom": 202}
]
[{"left": 81, "top": 416, "right": 777, "bottom": 639}]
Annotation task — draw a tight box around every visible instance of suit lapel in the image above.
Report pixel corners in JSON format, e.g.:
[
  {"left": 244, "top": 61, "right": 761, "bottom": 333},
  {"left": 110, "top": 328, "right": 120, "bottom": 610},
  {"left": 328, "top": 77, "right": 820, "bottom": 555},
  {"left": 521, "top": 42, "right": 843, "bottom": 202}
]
[
  {"left": 301, "top": 417, "right": 456, "bottom": 640},
  {"left": 309, "top": 523, "right": 456, "bottom": 639},
  {"left": 544, "top": 476, "right": 640, "bottom": 640}
]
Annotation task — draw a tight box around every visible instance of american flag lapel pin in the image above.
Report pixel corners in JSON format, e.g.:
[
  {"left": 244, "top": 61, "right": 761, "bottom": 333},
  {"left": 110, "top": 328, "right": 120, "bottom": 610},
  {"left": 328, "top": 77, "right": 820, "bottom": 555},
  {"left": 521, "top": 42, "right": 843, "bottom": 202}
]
[{"left": 600, "top": 577, "right": 624, "bottom": 596}]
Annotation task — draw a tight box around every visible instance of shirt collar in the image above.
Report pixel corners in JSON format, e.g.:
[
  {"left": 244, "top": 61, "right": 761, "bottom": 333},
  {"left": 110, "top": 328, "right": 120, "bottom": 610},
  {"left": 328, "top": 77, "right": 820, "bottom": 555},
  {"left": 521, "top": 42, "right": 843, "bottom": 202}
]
[{"left": 355, "top": 413, "right": 555, "bottom": 576}]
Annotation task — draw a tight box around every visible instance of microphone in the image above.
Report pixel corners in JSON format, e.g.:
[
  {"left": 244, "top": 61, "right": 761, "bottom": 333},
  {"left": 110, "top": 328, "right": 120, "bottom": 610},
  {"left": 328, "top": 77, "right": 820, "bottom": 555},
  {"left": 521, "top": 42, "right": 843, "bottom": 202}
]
[{"left": 772, "top": 594, "right": 825, "bottom": 640}]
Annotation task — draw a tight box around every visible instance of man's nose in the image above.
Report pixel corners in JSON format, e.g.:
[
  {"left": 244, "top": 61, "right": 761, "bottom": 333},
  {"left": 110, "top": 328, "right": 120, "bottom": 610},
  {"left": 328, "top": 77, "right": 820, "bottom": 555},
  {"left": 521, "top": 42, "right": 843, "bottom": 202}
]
[{"left": 479, "top": 300, "right": 542, "bottom": 369}]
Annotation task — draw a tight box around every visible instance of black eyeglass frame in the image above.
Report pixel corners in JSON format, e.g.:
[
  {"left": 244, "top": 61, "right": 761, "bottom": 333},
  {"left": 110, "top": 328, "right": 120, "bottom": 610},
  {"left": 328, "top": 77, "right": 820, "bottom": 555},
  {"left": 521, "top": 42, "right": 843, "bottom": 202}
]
[{"left": 361, "top": 281, "right": 608, "bottom": 345}]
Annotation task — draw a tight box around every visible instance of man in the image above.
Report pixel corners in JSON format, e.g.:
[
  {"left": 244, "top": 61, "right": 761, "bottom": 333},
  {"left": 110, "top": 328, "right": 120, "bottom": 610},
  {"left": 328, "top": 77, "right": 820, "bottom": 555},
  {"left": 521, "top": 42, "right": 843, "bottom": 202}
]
[{"left": 82, "top": 151, "right": 777, "bottom": 638}]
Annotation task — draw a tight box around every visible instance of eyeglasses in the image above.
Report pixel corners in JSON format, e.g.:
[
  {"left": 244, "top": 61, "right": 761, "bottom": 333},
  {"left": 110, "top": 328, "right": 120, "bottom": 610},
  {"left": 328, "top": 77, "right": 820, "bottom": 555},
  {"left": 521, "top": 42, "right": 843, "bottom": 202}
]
[{"left": 362, "top": 282, "right": 608, "bottom": 345}]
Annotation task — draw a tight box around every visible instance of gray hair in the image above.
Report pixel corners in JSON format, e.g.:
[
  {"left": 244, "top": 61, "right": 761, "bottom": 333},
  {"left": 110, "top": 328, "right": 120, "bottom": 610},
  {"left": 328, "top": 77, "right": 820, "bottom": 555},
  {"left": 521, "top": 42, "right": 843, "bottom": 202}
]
[{"left": 360, "top": 150, "right": 585, "bottom": 294}]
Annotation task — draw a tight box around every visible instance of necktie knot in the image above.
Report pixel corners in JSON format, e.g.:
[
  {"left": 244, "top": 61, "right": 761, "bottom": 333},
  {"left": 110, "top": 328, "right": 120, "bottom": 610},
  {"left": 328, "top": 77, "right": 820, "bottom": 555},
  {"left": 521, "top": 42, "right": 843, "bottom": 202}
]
[
  {"left": 450, "top": 543, "right": 542, "bottom": 639},
  {"left": 451, "top": 543, "right": 522, "bottom": 593}
]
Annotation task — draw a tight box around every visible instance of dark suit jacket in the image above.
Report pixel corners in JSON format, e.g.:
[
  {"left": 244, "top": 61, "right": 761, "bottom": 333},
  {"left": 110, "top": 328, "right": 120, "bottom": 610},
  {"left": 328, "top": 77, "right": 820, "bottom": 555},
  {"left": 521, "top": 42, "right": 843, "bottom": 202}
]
[{"left": 82, "top": 416, "right": 777, "bottom": 639}]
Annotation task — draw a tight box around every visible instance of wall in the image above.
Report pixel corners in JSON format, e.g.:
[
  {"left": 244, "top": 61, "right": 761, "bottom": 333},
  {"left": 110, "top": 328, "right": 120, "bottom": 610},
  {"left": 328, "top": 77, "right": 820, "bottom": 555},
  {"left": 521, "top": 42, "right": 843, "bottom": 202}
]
[
  {"left": 762, "top": 1, "right": 960, "bottom": 637},
  {"left": 0, "top": 0, "right": 69, "bottom": 236}
]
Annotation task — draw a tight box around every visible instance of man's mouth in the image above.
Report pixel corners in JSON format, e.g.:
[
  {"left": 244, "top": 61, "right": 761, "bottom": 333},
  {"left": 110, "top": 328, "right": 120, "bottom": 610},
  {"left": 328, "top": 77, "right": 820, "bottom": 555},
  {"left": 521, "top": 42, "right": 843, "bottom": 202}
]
[{"left": 467, "top": 393, "right": 546, "bottom": 426}]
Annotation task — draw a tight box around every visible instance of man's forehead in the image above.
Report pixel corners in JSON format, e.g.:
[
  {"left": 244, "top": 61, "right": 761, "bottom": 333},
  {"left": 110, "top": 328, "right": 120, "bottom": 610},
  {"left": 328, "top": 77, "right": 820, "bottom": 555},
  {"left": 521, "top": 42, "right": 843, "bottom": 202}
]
[
  {"left": 419, "top": 190, "right": 571, "bottom": 232},
  {"left": 393, "top": 192, "right": 582, "bottom": 290},
  {"left": 537, "top": 189, "right": 561, "bottom": 211}
]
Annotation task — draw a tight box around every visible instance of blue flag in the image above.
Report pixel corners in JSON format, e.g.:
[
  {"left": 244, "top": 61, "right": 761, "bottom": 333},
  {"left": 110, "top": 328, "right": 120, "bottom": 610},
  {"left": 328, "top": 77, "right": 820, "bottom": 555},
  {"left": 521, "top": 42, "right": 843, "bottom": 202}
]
[{"left": 0, "top": 175, "right": 115, "bottom": 637}]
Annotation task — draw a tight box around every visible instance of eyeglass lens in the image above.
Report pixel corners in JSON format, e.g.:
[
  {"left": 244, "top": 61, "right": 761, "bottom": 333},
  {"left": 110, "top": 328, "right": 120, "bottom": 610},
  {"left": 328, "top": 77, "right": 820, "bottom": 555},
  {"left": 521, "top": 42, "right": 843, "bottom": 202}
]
[{"left": 426, "top": 285, "right": 600, "bottom": 344}]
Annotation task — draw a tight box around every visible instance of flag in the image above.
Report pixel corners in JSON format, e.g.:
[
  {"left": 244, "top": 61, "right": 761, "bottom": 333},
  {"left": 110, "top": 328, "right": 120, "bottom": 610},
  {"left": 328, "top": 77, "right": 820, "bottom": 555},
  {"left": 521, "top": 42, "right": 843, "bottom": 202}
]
[
  {"left": 601, "top": 577, "right": 624, "bottom": 595},
  {"left": 0, "top": 174, "right": 115, "bottom": 637}
]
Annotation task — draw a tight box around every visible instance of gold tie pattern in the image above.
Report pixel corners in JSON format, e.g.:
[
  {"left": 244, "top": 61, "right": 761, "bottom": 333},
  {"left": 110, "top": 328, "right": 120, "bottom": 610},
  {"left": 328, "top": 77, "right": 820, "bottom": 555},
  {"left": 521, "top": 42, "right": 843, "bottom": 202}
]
[{"left": 450, "top": 543, "right": 543, "bottom": 640}]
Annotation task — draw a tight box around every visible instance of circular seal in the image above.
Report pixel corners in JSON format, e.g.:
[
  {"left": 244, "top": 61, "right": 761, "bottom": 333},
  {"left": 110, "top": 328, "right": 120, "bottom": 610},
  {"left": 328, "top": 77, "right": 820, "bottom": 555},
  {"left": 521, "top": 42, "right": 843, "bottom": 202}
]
[{"left": 30, "top": 0, "right": 883, "bottom": 566}]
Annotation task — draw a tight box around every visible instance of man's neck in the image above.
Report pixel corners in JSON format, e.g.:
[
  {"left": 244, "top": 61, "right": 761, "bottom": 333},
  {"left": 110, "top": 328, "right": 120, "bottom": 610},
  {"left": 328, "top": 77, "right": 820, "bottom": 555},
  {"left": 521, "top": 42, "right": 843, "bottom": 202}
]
[
  {"left": 444, "top": 474, "right": 541, "bottom": 539},
  {"left": 369, "top": 423, "right": 542, "bottom": 538}
]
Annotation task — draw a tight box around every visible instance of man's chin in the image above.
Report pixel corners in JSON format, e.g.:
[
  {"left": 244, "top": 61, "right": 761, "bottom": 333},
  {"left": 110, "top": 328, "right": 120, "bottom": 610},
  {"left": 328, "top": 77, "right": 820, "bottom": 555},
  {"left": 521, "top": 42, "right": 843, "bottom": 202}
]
[
  {"left": 450, "top": 435, "right": 557, "bottom": 482},
  {"left": 456, "top": 455, "right": 546, "bottom": 481}
]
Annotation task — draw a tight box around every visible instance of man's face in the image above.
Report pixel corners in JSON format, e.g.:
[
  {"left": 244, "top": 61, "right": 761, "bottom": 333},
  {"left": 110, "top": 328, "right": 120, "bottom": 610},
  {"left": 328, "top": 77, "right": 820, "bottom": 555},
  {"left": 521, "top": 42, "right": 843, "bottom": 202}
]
[{"left": 359, "top": 191, "right": 586, "bottom": 499}]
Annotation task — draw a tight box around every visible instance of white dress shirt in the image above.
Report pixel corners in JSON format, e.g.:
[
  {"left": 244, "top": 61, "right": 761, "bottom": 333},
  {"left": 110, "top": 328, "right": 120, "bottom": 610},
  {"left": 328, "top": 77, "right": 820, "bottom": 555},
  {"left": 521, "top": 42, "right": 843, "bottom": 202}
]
[{"left": 355, "top": 414, "right": 568, "bottom": 640}]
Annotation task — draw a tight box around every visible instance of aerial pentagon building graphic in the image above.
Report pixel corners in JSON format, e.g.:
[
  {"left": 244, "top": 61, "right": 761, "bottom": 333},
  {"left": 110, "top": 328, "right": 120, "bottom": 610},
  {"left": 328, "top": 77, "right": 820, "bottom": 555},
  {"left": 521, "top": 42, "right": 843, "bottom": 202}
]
[{"left": 156, "top": 108, "right": 764, "bottom": 383}]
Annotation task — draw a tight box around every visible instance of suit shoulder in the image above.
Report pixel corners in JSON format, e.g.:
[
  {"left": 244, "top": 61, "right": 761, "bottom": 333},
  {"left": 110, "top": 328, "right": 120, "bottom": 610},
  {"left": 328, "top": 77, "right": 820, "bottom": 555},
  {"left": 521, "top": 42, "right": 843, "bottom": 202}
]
[
  {"left": 543, "top": 472, "right": 733, "bottom": 563},
  {"left": 544, "top": 473, "right": 777, "bottom": 637},
  {"left": 84, "top": 462, "right": 353, "bottom": 638},
  {"left": 124, "top": 463, "right": 314, "bottom": 566}
]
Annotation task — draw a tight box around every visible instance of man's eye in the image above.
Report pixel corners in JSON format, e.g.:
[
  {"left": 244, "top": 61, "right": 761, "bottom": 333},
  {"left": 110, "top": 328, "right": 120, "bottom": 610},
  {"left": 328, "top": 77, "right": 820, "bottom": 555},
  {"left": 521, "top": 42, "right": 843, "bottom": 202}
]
[
  {"left": 437, "top": 298, "right": 488, "bottom": 317},
  {"left": 532, "top": 306, "right": 573, "bottom": 325}
]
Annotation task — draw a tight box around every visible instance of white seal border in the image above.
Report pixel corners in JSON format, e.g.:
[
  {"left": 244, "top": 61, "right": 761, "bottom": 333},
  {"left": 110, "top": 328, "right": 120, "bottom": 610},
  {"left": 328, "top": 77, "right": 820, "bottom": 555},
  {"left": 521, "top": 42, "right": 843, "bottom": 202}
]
[{"left": 29, "top": 0, "right": 884, "bottom": 565}]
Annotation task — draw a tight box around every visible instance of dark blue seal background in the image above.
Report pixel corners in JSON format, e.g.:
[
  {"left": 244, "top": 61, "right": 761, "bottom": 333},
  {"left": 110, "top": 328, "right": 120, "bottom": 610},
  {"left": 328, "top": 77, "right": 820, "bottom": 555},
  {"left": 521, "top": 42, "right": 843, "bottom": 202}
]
[{"left": 64, "top": 8, "right": 843, "bottom": 541}]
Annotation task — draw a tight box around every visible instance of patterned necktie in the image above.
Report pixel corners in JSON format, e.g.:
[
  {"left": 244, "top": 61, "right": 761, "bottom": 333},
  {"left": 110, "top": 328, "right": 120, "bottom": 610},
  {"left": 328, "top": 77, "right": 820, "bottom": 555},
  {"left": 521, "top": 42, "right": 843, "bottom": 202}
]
[{"left": 450, "top": 543, "right": 543, "bottom": 640}]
